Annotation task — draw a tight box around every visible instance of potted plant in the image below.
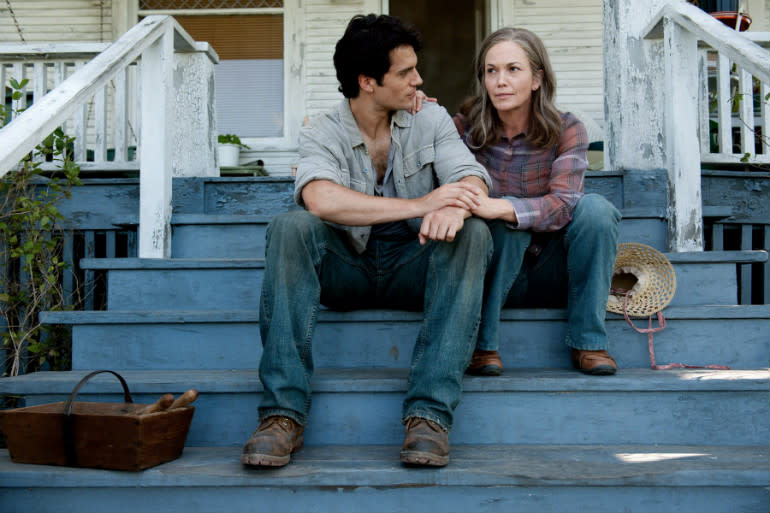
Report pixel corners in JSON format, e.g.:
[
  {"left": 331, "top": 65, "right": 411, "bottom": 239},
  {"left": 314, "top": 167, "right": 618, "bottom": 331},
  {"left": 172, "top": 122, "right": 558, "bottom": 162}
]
[{"left": 217, "top": 134, "right": 250, "bottom": 167}]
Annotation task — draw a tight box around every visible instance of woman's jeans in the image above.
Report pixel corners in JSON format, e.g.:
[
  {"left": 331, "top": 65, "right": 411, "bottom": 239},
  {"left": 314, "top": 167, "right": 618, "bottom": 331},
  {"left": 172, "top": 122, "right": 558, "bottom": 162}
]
[
  {"left": 476, "top": 193, "right": 621, "bottom": 352},
  {"left": 257, "top": 210, "right": 493, "bottom": 431}
]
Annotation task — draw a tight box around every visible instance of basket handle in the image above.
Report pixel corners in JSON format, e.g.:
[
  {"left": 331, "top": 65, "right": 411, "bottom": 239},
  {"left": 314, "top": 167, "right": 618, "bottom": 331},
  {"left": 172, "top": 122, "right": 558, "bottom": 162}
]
[
  {"left": 64, "top": 370, "right": 134, "bottom": 416},
  {"left": 62, "top": 370, "right": 133, "bottom": 466}
]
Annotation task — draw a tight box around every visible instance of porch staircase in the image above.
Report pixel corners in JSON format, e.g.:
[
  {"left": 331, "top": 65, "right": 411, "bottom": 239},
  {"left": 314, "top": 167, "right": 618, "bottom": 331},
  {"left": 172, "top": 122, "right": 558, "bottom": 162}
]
[{"left": 0, "top": 170, "right": 768, "bottom": 513}]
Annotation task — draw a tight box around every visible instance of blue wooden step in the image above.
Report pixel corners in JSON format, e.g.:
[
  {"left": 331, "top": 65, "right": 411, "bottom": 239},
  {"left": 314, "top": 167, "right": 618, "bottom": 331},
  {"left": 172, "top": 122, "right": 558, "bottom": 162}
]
[
  {"left": 0, "top": 444, "right": 767, "bottom": 513},
  {"left": 169, "top": 209, "right": 669, "bottom": 258},
  {"left": 2, "top": 368, "right": 767, "bottom": 448},
  {"left": 40, "top": 305, "right": 770, "bottom": 371},
  {"left": 79, "top": 251, "right": 768, "bottom": 311},
  {"left": 170, "top": 214, "right": 271, "bottom": 258}
]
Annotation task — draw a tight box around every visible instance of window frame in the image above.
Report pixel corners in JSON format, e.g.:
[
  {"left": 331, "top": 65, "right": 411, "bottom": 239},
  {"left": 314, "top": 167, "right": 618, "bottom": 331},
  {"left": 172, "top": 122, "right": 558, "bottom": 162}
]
[{"left": 137, "top": 0, "right": 304, "bottom": 151}]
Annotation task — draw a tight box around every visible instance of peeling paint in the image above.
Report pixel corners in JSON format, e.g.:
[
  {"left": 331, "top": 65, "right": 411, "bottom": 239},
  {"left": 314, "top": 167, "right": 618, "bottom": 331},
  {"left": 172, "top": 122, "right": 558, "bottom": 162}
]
[{"left": 171, "top": 52, "right": 217, "bottom": 178}]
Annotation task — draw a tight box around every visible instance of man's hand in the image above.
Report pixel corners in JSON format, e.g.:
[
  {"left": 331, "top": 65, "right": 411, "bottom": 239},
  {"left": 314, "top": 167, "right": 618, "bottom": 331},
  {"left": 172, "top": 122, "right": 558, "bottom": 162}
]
[
  {"left": 418, "top": 206, "right": 467, "bottom": 245},
  {"left": 420, "top": 182, "right": 483, "bottom": 213}
]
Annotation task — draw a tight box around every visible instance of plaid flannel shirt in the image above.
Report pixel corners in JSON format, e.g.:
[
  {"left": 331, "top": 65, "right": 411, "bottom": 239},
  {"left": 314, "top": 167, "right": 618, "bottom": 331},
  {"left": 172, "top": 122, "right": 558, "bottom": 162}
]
[{"left": 454, "top": 111, "right": 588, "bottom": 232}]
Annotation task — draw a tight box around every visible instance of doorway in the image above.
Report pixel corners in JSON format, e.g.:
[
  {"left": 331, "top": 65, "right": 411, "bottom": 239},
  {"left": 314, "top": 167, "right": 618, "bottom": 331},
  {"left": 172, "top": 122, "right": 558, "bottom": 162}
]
[{"left": 388, "top": 0, "right": 486, "bottom": 116}]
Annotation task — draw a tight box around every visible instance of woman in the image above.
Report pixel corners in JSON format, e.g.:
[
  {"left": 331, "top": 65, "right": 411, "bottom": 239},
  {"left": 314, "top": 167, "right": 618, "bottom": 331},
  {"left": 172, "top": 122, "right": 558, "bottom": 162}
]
[{"left": 454, "top": 27, "right": 621, "bottom": 376}]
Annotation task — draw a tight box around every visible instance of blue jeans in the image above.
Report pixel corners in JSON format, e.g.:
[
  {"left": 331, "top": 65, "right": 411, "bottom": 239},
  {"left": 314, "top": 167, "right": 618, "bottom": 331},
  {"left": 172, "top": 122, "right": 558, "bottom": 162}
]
[
  {"left": 476, "top": 194, "right": 621, "bottom": 352},
  {"left": 258, "top": 210, "right": 493, "bottom": 431}
]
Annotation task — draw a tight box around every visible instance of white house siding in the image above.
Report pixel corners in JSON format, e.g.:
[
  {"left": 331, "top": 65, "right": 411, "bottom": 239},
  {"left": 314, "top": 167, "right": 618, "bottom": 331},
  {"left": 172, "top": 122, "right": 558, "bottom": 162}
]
[
  {"left": 510, "top": 0, "right": 605, "bottom": 130},
  {"left": 302, "top": 0, "right": 606, "bottom": 128},
  {"left": 747, "top": 0, "right": 770, "bottom": 32},
  {"left": 304, "top": 0, "right": 381, "bottom": 120},
  {"left": 0, "top": 0, "right": 113, "bottom": 43}
]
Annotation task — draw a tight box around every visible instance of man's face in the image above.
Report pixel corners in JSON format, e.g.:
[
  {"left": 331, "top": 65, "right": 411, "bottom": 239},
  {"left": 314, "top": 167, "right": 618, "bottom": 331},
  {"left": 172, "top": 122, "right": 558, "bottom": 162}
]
[{"left": 372, "top": 45, "right": 423, "bottom": 111}]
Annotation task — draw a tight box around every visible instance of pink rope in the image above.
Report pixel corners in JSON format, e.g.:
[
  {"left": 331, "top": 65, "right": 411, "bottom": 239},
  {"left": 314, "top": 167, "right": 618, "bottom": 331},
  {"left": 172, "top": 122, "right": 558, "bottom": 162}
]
[{"left": 613, "top": 289, "right": 730, "bottom": 370}]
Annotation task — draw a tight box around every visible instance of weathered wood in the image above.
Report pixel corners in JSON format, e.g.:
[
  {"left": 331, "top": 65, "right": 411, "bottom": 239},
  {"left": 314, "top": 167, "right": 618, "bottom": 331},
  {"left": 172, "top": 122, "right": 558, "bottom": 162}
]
[
  {"left": 0, "top": 400, "right": 193, "bottom": 471},
  {"left": 82, "top": 231, "right": 95, "bottom": 311},
  {"left": 93, "top": 85, "right": 107, "bottom": 163},
  {"left": 72, "top": 62, "right": 88, "bottom": 162},
  {"left": 138, "top": 24, "right": 173, "bottom": 259},
  {"left": 701, "top": 170, "right": 769, "bottom": 221},
  {"left": 113, "top": 68, "right": 129, "bottom": 164},
  {"left": 741, "top": 224, "right": 753, "bottom": 305},
  {"left": 0, "top": 16, "right": 197, "bottom": 177},
  {"left": 698, "top": 50, "right": 710, "bottom": 156},
  {"left": 0, "top": 43, "right": 110, "bottom": 60},
  {"left": 717, "top": 54, "right": 732, "bottom": 155},
  {"left": 644, "top": 2, "right": 769, "bottom": 83},
  {"left": 764, "top": 225, "right": 769, "bottom": 304},
  {"left": 61, "top": 231, "right": 75, "bottom": 306},
  {"left": 645, "top": 3, "right": 769, "bottom": 166},
  {"left": 763, "top": 81, "right": 770, "bottom": 156},
  {"left": 739, "top": 68, "right": 755, "bottom": 157},
  {"left": 663, "top": 18, "right": 703, "bottom": 251}
]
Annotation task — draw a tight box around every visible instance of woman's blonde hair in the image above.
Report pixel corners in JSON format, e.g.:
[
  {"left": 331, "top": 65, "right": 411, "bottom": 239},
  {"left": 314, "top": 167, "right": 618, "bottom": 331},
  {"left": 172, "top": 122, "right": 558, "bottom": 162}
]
[{"left": 461, "top": 27, "right": 562, "bottom": 150}]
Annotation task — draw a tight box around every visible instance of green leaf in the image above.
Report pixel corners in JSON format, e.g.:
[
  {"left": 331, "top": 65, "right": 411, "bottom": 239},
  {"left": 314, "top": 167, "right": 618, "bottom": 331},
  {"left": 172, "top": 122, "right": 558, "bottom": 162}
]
[{"left": 740, "top": 152, "right": 751, "bottom": 163}]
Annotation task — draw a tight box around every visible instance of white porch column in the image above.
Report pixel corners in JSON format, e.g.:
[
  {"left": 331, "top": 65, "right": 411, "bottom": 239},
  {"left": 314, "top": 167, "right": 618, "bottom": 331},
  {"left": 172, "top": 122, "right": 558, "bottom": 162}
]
[
  {"left": 661, "top": 17, "right": 704, "bottom": 251},
  {"left": 171, "top": 44, "right": 219, "bottom": 178},
  {"left": 603, "top": 0, "right": 704, "bottom": 251},
  {"left": 139, "top": 24, "right": 174, "bottom": 259}
]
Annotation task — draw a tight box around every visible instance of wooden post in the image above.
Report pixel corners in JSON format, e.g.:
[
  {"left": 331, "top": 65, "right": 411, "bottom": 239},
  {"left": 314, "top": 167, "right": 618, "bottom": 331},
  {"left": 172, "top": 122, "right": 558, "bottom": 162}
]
[
  {"left": 139, "top": 25, "right": 174, "bottom": 259},
  {"left": 663, "top": 17, "right": 704, "bottom": 251}
]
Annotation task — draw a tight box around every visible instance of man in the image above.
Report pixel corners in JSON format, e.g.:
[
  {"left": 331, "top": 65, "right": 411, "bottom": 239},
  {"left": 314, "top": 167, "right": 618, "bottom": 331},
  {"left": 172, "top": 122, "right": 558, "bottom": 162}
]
[{"left": 241, "top": 14, "right": 493, "bottom": 468}]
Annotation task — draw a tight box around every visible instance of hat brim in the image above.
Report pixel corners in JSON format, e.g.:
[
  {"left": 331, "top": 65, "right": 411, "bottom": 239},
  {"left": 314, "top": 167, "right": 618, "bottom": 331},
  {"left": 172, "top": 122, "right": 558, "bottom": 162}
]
[{"left": 606, "top": 243, "right": 676, "bottom": 317}]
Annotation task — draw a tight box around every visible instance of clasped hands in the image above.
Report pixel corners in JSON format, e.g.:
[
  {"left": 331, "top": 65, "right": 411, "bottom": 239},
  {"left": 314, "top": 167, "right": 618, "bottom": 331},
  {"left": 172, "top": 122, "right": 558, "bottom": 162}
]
[{"left": 417, "top": 182, "right": 504, "bottom": 245}]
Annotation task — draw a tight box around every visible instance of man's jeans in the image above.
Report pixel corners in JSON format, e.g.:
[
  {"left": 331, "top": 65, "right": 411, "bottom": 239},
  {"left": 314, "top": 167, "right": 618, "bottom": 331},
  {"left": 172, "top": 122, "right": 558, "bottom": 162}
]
[
  {"left": 258, "top": 210, "right": 493, "bottom": 431},
  {"left": 476, "top": 193, "right": 621, "bottom": 352}
]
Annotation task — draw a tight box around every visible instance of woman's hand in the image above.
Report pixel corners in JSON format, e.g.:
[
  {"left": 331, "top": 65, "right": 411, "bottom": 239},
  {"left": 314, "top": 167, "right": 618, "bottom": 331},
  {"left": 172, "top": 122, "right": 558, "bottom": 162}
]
[
  {"left": 409, "top": 90, "right": 437, "bottom": 114},
  {"left": 472, "top": 196, "right": 517, "bottom": 223}
]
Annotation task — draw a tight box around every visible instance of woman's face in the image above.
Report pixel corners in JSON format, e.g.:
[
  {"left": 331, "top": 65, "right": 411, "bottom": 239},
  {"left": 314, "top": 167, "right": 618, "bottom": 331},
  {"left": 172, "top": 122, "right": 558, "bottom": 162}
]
[{"left": 483, "top": 40, "right": 542, "bottom": 117}]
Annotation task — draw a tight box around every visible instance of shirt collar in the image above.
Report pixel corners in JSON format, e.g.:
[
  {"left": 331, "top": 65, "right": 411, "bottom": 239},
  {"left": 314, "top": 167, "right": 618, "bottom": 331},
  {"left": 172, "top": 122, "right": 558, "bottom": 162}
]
[
  {"left": 338, "top": 99, "right": 365, "bottom": 149},
  {"left": 337, "top": 99, "right": 411, "bottom": 149}
]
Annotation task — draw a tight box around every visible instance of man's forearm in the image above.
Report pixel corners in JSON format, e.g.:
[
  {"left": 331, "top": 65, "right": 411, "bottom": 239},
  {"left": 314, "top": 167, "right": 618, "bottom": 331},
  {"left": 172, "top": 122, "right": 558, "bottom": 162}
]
[
  {"left": 302, "top": 179, "right": 483, "bottom": 226},
  {"left": 302, "top": 180, "right": 425, "bottom": 226}
]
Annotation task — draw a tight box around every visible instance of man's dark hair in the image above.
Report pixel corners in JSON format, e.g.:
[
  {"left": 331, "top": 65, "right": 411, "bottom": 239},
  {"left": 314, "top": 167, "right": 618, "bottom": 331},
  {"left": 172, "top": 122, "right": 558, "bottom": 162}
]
[{"left": 333, "top": 14, "right": 422, "bottom": 99}]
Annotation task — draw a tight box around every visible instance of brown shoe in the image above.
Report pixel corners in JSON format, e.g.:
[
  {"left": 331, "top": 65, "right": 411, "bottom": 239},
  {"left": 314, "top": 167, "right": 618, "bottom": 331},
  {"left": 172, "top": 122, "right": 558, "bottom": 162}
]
[
  {"left": 241, "top": 416, "right": 304, "bottom": 467},
  {"left": 465, "top": 349, "right": 503, "bottom": 376},
  {"left": 400, "top": 417, "right": 450, "bottom": 467},
  {"left": 571, "top": 349, "right": 617, "bottom": 375}
]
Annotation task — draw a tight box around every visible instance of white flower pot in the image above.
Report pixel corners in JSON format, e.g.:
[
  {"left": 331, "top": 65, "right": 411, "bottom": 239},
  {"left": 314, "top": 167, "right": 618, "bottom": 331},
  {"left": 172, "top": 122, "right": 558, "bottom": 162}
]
[{"left": 217, "top": 143, "right": 241, "bottom": 167}]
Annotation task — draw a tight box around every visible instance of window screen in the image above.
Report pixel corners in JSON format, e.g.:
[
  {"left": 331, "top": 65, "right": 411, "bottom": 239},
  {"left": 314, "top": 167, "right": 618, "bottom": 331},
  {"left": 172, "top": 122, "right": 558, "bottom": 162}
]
[{"left": 171, "top": 14, "right": 284, "bottom": 137}]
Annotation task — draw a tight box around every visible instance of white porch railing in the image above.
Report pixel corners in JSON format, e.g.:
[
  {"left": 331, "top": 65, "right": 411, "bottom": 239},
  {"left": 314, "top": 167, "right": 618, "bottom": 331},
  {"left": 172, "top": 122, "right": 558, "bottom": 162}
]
[
  {"left": 0, "top": 15, "right": 217, "bottom": 258},
  {"left": 699, "top": 33, "right": 770, "bottom": 165},
  {"left": 0, "top": 43, "right": 137, "bottom": 170},
  {"left": 643, "top": 2, "right": 770, "bottom": 252}
]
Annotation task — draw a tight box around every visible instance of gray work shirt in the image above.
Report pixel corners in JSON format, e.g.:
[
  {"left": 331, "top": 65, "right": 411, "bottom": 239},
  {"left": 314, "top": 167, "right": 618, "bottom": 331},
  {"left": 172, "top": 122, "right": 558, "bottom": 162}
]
[{"left": 294, "top": 99, "right": 492, "bottom": 253}]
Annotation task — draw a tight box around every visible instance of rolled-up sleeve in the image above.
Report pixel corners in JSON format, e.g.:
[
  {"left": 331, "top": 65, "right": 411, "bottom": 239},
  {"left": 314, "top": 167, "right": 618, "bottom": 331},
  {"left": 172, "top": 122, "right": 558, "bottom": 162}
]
[
  {"left": 425, "top": 106, "right": 492, "bottom": 190},
  {"left": 294, "top": 124, "right": 347, "bottom": 207}
]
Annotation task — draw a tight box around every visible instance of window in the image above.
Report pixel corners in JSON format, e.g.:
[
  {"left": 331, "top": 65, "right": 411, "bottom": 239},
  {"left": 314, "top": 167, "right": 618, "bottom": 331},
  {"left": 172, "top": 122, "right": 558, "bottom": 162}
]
[{"left": 139, "top": 1, "right": 288, "bottom": 139}]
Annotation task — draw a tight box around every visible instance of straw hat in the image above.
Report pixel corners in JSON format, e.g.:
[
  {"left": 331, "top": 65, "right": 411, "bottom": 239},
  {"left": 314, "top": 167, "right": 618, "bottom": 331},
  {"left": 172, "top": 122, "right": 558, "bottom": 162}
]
[{"left": 606, "top": 243, "right": 676, "bottom": 317}]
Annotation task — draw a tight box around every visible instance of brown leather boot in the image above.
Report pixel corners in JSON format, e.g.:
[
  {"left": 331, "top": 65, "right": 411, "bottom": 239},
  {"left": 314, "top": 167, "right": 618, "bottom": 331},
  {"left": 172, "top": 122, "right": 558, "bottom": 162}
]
[
  {"left": 241, "top": 416, "right": 304, "bottom": 467},
  {"left": 571, "top": 349, "right": 617, "bottom": 375},
  {"left": 465, "top": 349, "right": 503, "bottom": 376},
  {"left": 400, "top": 417, "right": 450, "bottom": 467}
]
